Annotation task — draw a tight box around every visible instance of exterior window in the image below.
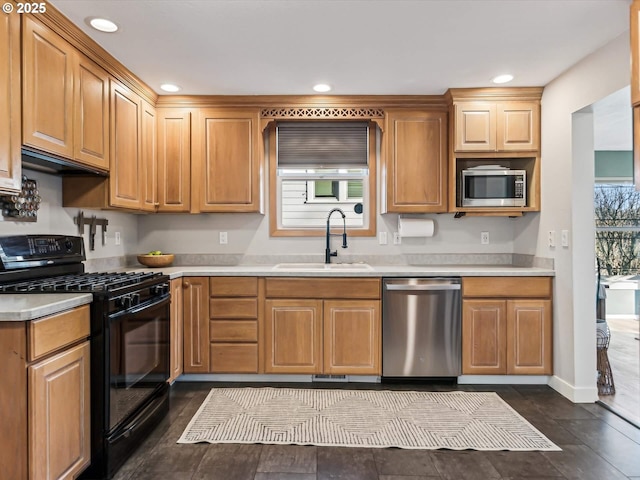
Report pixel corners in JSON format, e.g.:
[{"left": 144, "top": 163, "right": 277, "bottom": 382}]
[{"left": 268, "top": 123, "right": 377, "bottom": 237}]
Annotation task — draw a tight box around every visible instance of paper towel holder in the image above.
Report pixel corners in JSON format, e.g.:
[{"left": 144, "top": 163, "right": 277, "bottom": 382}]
[{"left": 397, "top": 215, "right": 435, "bottom": 238}]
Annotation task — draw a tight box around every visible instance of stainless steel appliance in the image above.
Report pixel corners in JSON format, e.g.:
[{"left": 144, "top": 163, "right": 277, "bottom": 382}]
[
  {"left": 461, "top": 166, "right": 526, "bottom": 207},
  {"left": 0, "top": 235, "right": 170, "bottom": 480},
  {"left": 382, "top": 278, "right": 461, "bottom": 378}
]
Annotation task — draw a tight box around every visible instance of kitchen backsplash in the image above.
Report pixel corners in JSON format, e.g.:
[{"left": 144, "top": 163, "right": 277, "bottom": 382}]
[{"left": 0, "top": 170, "right": 551, "bottom": 269}]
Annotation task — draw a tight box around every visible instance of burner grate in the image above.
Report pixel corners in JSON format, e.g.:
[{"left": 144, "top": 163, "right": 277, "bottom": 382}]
[{"left": 0, "top": 271, "right": 162, "bottom": 293}]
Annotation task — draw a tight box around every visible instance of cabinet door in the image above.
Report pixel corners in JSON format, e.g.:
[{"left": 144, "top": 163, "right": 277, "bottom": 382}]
[
  {"left": 28, "top": 341, "right": 90, "bottom": 480},
  {"left": 324, "top": 300, "right": 380, "bottom": 375},
  {"left": 506, "top": 299, "right": 552, "bottom": 374},
  {"left": 140, "top": 100, "right": 158, "bottom": 212},
  {"left": 110, "top": 80, "right": 142, "bottom": 209},
  {"left": 632, "top": 0, "right": 640, "bottom": 106},
  {"left": 182, "top": 277, "right": 210, "bottom": 373},
  {"left": 0, "top": 6, "right": 21, "bottom": 194},
  {"left": 454, "top": 102, "right": 496, "bottom": 152},
  {"left": 22, "top": 16, "right": 74, "bottom": 158},
  {"left": 496, "top": 102, "right": 539, "bottom": 151},
  {"left": 192, "top": 108, "right": 261, "bottom": 212},
  {"left": 462, "top": 299, "right": 506, "bottom": 374},
  {"left": 169, "top": 278, "right": 184, "bottom": 383},
  {"left": 265, "top": 299, "right": 322, "bottom": 374},
  {"left": 74, "top": 54, "right": 110, "bottom": 170},
  {"left": 386, "top": 110, "right": 448, "bottom": 212},
  {"left": 157, "top": 109, "right": 191, "bottom": 212}
]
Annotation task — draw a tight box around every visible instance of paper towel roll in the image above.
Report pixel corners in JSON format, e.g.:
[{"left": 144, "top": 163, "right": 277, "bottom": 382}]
[{"left": 397, "top": 216, "right": 434, "bottom": 237}]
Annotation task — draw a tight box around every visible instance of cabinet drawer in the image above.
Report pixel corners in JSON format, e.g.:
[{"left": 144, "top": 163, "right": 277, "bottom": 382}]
[
  {"left": 210, "top": 343, "right": 258, "bottom": 373},
  {"left": 210, "top": 320, "right": 257, "bottom": 342},
  {"left": 210, "top": 277, "right": 258, "bottom": 296},
  {"left": 463, "top": 277, "right": 551, "bottom": 298},
  {"left": 266, "top": 278, "right": 381, "bottom": 299},
  {"left": 28, "top": 305, "right": 90, "bottom": 361},
  {"left": 210, "top": 298, "right": 257, "bottom": 318}
]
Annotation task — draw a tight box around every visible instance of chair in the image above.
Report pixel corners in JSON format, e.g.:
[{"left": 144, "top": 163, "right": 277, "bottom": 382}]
[{"left": 596, "top": 258, "right": 615, "bottom": 395}]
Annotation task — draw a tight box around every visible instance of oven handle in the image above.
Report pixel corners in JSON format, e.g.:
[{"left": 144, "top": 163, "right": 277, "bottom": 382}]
[
  {"left": 109, "top": 391, "right": 167, "bottom": 443},
  {"left": 109, "top": 294, "right": 170, "bottom": 319}
]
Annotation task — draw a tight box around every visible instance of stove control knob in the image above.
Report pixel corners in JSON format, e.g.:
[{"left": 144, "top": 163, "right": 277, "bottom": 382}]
[
  {"left": 117, "top": 295, "right": 132, "bottom": 309},
  {"left": 131, "top": 293, "right": 140, "bottom": 306},
  {"left": 64, "top": 239, "right": 74, "bottom": 252}
]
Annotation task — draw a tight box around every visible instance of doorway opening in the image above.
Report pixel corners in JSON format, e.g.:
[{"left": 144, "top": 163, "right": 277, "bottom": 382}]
[{"left": 592, "top": 86, "right": 640, "bottom": 426}]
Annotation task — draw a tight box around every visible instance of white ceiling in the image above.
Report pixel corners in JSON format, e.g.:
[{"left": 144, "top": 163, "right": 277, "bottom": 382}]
[{"left": 49, "top": 0, "right": 634, "bottom": 150}]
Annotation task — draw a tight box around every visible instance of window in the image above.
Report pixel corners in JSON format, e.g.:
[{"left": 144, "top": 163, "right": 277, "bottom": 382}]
[{"left": 268, "top": 122, "right": 377, "bottom": 237}]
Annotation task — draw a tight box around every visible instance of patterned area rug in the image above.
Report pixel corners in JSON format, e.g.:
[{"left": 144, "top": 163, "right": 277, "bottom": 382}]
[{"left": 177, "top": 387, "right": 561, "bottom": 451}]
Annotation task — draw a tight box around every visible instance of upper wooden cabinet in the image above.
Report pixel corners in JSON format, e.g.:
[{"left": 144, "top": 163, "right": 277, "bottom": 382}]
[
  {"left": 0, "top": 6, "right": 21, "bottom": 194},
  {"left": 74, "top": 54, "right": 110, "bottom": 170},
  {"left": 192, "top": 108, "right": 262, "bottom": 213},
  {"left": 632, "top": 0, "right": 640, "bottom": 106},
  {"left": 22, "top": 16, "right": 74, "bottom": 159},
  {"left": 384, "top": 109, "right": 448, "bottom": 213},
  {"left": 141, "top": 100, "right": 158, "bottom": 212},
  {"left": 454, "top": 101, "right": 539, "bottom": 152},
  {"left": 23, "top": 16, "right": 111, "bottom": 172},
  {"left": 157, "top": 109, "right": 192, "bottom": 212},
  {"left": 110, "top": 80, "right": 143, "bottom": 209}
]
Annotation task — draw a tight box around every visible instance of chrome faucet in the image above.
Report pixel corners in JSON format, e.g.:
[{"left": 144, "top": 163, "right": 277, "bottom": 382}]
[{"left": 325, "top": 208, "right": 348, "bottom": 264}]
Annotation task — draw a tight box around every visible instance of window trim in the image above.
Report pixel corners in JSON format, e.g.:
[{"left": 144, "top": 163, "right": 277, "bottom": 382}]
[{"left": 268, "top": 122, "right": 377, "bottom": 237}]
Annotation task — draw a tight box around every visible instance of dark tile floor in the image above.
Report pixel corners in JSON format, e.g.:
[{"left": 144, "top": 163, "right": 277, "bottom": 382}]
[{"left": 112, "top": 382, "right": 640, "bottom": 480}]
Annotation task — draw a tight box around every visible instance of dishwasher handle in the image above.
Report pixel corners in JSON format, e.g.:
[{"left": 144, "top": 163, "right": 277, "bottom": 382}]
[{"left": 385, "top": 283, "right": 461, "bottom": 291}]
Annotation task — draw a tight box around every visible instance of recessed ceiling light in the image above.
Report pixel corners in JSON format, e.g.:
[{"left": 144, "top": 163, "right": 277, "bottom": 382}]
[
  {"left": 87, "top": 17, "right": 118, "bottom": 33},
  {"left": 160, "top": 84, "right": 181, "bottom": 93},
  {"left": 492, "top": 74, "right": 514, "bottom": 84},
  {"left": 313, "top": 84, "right": 332, "bottom": 93}
]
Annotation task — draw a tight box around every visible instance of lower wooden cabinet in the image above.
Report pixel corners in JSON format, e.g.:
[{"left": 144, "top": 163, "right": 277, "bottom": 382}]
[
  {"left": 182, "top": 276, "right": 210, "bottom": 373},
  {"left": 209, "top": 277, "right": 260, "bottom": 373},
  {"left": 265, "top": 299, "right": 323, "bottom": 374},
  {"left": 0, "top": 305, "right": 91, "bottom": 480},
  {"left": 264, "top": 279, "right": 381, "bottom": 376},
  {"left": 462, "top": 277, "right": 553, "bottom": 375},
  {"left": 183, "top": 277, "right": 262, "bottom": 374},
  {"left": 169, "top": 278, "right": 184, "bottom": 383},
  {"left": 29, "top": 341, "right": 90, "bottom": 480}
]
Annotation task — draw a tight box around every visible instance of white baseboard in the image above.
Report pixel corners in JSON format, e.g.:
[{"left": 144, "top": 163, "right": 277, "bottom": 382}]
[
  {"left": 457, "top": 375, "right": 550, "bottom": 385},
  {"left": 547, "top": 375, "right": 598, "bottom": 403}
]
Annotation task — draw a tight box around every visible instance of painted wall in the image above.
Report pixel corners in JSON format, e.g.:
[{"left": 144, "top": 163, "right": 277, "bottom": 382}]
[
  {"left": 513, "top": 32, "right": 631, "bottom": 402},
  {"left": 0, "top": 169, "right": 138, "bottom": 265}
]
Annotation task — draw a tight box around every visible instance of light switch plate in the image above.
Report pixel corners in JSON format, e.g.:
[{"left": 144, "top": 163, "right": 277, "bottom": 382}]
[
  {"left": 379, "top": 232, "right": 388, "bottom": 245},
  {"left": 115, "top": 232, "right": 121, "bottom": 245},
  {"left": 561, "top": 230, "right": 569, "bottom": 247},
  {"left": 393, "top": 232, "right": 401, "bottom": 245}
]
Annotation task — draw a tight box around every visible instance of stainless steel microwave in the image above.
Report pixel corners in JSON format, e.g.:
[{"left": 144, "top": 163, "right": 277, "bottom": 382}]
[{"left": 461, "top": 167, "right": 526, "bottom": 207}]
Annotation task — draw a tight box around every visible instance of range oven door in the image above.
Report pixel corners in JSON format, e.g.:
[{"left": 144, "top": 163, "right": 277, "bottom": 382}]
[{"left": 108, "top": 295, "right": 170, "bottom": 432}]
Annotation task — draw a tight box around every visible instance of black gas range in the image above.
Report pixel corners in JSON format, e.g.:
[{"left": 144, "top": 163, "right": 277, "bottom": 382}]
[{"left": 0, "top": 235, "right": 171, "bottom": 480}]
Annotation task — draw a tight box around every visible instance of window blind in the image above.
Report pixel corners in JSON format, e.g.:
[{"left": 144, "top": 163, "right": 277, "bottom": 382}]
[{"left": 276, "top": 122, "right": 369, "bottom": 168}]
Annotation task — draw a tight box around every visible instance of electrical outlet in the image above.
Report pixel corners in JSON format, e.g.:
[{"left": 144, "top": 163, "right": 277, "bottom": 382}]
[
  {"left": 548, "top": 230, "right": 556, "bottom": 248},
  {"left": 480, "top": 231, "right": 489, "bottom": 245},
  {"left": 393, "top": 232, "right": 401, "bottom": 245},
  {"left": 115, "top": 232, "right": 121, "bottom": 246},
  {"left": 378, "top": 231, "right": 388, "bottom": 245},
  {"left": 219, "top": 232, "right": 228, "bottom": 245},
  {"left": 561, "top": 229, "right": 569, "bottom": 247}
]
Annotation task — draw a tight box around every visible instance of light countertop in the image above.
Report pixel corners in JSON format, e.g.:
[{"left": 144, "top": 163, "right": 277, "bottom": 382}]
[
  {"left": 1, "top": 265, "right": 553, "bottom": 321},
  {"left": 0, "top": 293, "right": 93, "bottom": 321},
  {"left": 127, "top": 264, "right": 555, "bottom": 279}
]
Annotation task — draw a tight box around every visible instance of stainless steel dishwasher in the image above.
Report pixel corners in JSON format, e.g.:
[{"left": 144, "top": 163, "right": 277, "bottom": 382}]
[{"left": 382, "top": 278, "right": 461, "bottom": 378}]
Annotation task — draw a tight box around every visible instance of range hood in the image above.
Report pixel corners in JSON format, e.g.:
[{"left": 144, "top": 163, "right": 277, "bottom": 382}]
[{"left": 21, "top": 147, "right": 108, "bottom": 176}]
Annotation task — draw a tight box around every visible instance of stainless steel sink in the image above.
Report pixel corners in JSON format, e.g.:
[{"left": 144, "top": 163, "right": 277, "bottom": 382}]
[{"left": 271, "top": 262, "right": 373, "bottom": 271}]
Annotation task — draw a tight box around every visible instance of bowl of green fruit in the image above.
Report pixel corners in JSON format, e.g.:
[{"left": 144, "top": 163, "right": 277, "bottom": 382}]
[{"left": 137, "top": 251, "right": 175, "bottom": 268}]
